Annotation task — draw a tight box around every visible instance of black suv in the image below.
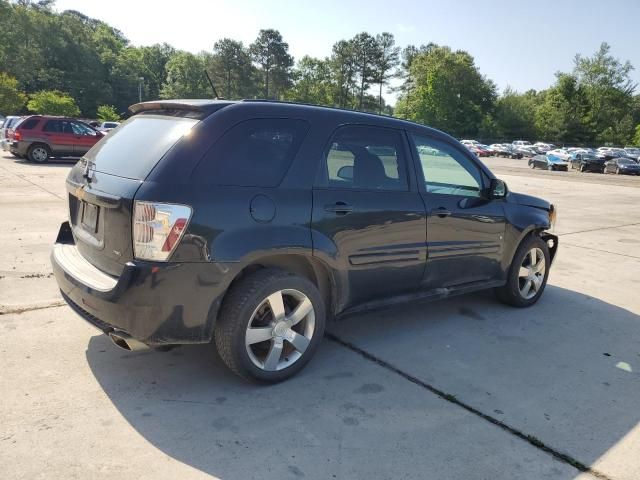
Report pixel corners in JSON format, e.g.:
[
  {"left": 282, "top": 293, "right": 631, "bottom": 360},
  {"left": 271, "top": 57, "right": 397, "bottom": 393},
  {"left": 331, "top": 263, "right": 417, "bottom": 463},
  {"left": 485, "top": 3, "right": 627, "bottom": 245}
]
[{"left": 51, "top": 100, "right": 558, "bottom": 382}]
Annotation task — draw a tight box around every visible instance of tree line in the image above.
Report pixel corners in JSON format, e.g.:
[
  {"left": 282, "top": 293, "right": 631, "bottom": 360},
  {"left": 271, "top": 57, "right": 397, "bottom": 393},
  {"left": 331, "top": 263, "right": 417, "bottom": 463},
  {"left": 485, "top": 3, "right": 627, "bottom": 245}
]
[{"left": 1, "top": 0, "right": 639, "bottom": 145}]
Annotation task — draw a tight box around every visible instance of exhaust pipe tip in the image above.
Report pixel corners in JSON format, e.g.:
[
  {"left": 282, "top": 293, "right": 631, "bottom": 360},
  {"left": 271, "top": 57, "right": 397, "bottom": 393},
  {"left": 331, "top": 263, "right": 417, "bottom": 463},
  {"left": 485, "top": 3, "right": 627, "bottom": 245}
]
[{"left": 108, "top": 331, "right": 149, "bottom": 352}]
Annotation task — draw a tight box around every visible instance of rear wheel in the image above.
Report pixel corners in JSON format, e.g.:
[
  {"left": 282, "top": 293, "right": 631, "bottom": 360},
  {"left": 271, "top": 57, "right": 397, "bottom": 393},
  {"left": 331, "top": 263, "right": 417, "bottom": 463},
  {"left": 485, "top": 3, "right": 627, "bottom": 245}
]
[
  {"left": 616, "top": 167, "right": 620, "bottom": 175},
  {"left": 547, "top": 165, "right": 554, "bottom": 171},
  {"left": 27, "top": 144, "right": 50, "bottom": 163},
  {"left": 214, "top": 268, "right": 326, "bottom": 383},
  {"left": 495, "top": 235, "right": 550, "bottom": 307},
  {"left": 579, "top": 163, "right": 586, "bottom": 172},
  {"left": 528, "top": 161, "right": 535, "bottom": 169}
]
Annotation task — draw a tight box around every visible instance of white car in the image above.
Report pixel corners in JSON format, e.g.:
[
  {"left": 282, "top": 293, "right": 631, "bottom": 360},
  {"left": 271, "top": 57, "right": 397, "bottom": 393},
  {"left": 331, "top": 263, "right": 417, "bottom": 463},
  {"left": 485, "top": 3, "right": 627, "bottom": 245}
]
[
  {"left": 460, "top": 139, "right": 480, "bottom": 146},
  {"left": 547, "top": 149, "right": 572, "bottom": 160},
  {"left": 98, "top": 121, "right": 120, "bottom": 133},
  {"left": 513, "top": 140, "right": 532, "bottom": 147}
]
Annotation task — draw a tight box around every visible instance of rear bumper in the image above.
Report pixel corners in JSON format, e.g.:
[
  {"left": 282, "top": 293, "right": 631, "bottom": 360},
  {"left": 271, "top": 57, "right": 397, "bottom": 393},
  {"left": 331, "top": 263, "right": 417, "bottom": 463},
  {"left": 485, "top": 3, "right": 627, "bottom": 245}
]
[
  {"left": 51, "top": 221, "right": 234, "bottom": 346},
  {"left": 9, "top": 141, "right": 28, "bottom": 155}
]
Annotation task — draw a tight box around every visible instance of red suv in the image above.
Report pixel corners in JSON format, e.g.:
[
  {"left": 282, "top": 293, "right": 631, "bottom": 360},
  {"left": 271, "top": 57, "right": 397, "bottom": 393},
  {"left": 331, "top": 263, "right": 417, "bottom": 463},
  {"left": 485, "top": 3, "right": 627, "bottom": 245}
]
[{"left": 10, "top": 115, "right": 104, "bottom": 163}]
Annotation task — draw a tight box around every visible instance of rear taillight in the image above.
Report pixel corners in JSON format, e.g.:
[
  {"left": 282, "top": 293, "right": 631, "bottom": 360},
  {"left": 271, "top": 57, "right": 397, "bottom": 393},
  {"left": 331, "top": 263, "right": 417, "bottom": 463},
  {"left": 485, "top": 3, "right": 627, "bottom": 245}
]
[
  {"left": 133, "top": 201, "right": 192, "bottom": 261},
  {"left": 13, "top": 131, "right": 21, "bottom": 141}
]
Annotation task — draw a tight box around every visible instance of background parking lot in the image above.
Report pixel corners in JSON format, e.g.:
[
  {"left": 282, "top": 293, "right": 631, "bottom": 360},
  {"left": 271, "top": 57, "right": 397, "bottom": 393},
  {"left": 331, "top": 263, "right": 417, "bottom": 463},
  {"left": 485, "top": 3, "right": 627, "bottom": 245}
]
[{"left": 1, "top": 153, "right": 639, "bottom": 479}]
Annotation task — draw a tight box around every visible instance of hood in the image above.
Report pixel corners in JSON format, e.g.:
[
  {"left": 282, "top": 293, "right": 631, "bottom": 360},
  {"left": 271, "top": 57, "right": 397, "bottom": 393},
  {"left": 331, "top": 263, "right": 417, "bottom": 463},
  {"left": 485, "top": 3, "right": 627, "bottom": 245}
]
[{"left": 508, "top": 192, "right": 551, "bottom": 211}]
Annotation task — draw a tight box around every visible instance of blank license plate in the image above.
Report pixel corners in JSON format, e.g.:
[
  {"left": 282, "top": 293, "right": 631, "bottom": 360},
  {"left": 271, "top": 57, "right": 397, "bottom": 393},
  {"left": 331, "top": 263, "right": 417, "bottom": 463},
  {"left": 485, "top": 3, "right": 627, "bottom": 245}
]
[{"left": 81, "top": 202, "right": 99, "bottom": 232}]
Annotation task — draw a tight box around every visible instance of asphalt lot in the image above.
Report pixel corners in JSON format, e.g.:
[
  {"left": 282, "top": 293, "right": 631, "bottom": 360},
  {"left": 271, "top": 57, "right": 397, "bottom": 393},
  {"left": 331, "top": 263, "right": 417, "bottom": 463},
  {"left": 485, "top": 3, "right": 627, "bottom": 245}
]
[{"left": 1, "top": 152, "right": 639, "bottom": 479}]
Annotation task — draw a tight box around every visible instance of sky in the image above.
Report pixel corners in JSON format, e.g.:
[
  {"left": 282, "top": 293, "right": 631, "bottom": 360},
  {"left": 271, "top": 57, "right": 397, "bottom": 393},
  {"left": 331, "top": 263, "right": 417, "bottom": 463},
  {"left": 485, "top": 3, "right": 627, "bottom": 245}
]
[{"left": 54, "top": 0, "right": 640, "bottom": 105}]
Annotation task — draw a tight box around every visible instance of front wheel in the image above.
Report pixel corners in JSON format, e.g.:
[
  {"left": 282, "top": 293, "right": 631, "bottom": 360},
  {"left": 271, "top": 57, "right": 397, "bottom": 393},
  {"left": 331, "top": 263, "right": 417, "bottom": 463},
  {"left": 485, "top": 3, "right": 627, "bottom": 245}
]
[
  {"left": 495, "top": 235, "right": 550, "bottom": 307},
  {"left": 528, "top": 161, "right": 535, "bottom": 169},
  {"left": 214, "top": 268, "right": 326, "bottom": 383},
  {"left": 547, "top": 165, "right": 554, "bottom": 171}
]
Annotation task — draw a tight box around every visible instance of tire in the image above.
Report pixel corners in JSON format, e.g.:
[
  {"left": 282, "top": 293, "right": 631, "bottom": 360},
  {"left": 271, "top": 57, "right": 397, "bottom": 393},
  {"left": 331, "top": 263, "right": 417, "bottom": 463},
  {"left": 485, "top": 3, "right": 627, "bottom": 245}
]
[
  {"left": 27, "top": 144, "right": 50, "bottom": 163},
  {"left": 495, "top": 234, "right": 550, "bottom": 308},
  {"left": 579, "top": 163, "right": 585, "bottom": 172},
  {"left": 616, "top": 167, "right": 620, "bottom": 175},
  {"left": 547, "top": 165, "right": 554, "bottom": 171},
  {"left": 528, "top": 161, "right": 535, "bottom": 169},
  {"left": 214, "top": 268, "right": 326, "bottom": 383}
]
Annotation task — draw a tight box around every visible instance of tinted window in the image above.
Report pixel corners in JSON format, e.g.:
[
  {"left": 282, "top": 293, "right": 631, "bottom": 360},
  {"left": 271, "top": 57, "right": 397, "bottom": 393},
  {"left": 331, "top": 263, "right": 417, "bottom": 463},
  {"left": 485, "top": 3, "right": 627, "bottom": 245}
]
[
  {"left": 87, "top": 115, "right": 198, "bottom": 180},
  {"left": 17, "top": 118, "right": 39, "bottom": 130},
  {"left": 43, "top": 120, "right": 61, "bottom": 133},
  {"left": 413, "top": 135, "right": 483, "bottom": 197},
  {"left": 323, "top": 125, "right": 407, "bottom": 191},
  {"left": 196, "top": 119, "right": 309, "bottom": 187}
]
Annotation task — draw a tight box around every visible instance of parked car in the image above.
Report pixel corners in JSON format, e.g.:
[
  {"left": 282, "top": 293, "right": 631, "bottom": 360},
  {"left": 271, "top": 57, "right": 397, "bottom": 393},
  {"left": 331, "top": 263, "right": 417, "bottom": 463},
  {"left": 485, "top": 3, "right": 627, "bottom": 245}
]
[
  {"left": 460, "top": 139, "right": 480, "bottom": 147},
  {"left": 491, "top": 144, "right": 523, "bottom": 159},
  {"left": 604, "top": 157, "right": 640, "bottom": 175},
  {"left": 546, "top": 149, "right": 571, "bottom": 161},
  {"left": 51, "top": 99, "right": 558, "bottom": 383},
  {"left": 9, "top": 115, "right": 104, "bottom": 162},
  {"left": 623, "top": 147, "right": 640, "bottom": 160},
  {"left": 513, "top": 145, "right": 536, "bottom": 158},
  {"left": 529, "top": 154, "right": 569, "bottom": 171},
  {"left": 98, "top": 121, "right": 120, "bottom": 133},
  {"left": 533, "top": 142, "right": 554, "bottom": 153},
  {"left": 569, "top": 152, "right": 605, "bottom": 173},
  {"left": 512, "top": 140, "right": 532, "bottom": 147},
  {"left": 1, "top": 115, "right": 23, "bottom": 153}
]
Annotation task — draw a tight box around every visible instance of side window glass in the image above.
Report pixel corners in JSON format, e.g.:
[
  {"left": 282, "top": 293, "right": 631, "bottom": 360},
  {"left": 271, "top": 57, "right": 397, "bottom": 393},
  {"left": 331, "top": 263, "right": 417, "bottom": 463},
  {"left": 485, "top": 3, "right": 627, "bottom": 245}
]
[
  {"left": 43, "top": 120, "right": 61, "bottom": 133},
  {"left": 324, "top": 126, "right": 407, "bottom": 191},
  {"left": 195, "top": 118, "right": 309, "bottom": 187},
  {"left": 72, "top": 122, "right": 94, "bottom": 135},
  {"left": 412, "top": 135, "right": 483, "bottom": 197}
]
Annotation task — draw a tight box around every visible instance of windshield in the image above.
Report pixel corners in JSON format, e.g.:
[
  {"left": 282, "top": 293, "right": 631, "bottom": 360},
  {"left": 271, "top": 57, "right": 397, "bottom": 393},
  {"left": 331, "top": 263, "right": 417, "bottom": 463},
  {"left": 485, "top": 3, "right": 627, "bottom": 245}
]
[
  {"left": 618, "top": 159, "right": 635, "bottom": 165},
  {"left": 548, "top": 156, "right": 565, "bottom": 163},
  {"left": 87, "top": 114, "right": 198, "bottom": 180}
]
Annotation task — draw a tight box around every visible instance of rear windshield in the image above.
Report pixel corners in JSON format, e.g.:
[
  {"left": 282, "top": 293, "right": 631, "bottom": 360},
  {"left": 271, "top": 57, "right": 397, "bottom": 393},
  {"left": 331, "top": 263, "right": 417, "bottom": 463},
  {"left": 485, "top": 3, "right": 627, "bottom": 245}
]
[{"left": 87, "top": 115, "right": 198, "bottom": 180}]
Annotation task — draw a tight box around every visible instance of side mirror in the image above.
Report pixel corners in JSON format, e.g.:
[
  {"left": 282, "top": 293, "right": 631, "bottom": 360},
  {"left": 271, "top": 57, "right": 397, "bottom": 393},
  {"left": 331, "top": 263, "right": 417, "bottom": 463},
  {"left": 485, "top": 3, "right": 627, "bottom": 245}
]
[
  {"left": 337, "top": 165, "right": 354, "bottom": 181},
  {"left": 488, "top": 178, "right": 507, "bottom": 199}
]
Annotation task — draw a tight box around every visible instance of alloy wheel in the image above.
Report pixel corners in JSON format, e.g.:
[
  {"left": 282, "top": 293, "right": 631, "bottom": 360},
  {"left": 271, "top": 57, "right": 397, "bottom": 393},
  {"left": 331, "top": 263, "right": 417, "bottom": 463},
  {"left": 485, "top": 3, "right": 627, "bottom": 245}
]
[
  {"left": 518, "top": 247, "right": 545, "bottom": 300},
  {"left": 245, "top": 289, "right": 315, "bottom": 371},
  {"left": 31, "top": 147, "right": 48, "bottom": 162}
]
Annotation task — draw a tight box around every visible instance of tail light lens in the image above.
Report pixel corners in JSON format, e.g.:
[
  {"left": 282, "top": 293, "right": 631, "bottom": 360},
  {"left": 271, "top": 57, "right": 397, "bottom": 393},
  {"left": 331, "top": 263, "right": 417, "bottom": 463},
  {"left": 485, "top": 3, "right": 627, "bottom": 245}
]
[
  {"left": 133, "top": 201, "right": 192, "bottom": 261},
  {"left": 14, "top": 130, "right": 21, "bottom": 141}
]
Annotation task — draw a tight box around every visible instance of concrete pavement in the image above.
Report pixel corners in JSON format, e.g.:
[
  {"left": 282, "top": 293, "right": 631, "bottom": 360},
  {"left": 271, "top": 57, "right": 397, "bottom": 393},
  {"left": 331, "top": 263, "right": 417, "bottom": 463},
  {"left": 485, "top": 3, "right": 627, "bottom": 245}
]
[{"left": 1, "top": 152, "right": 638, "bottom": 479}]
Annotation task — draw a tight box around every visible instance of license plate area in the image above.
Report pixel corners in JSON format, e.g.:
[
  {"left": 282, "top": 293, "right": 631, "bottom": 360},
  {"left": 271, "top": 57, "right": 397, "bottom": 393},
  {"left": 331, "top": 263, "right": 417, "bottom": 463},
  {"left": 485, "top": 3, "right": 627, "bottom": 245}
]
[{"left": 81, "top": 202, "right": 99, "bottom": 233}]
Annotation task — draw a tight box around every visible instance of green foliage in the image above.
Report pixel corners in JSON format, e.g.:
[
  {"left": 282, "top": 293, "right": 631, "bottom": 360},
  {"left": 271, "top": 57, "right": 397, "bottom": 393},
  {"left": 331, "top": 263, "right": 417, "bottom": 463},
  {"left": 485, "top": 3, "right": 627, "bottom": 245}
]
[
  {"left": 96, "top": 104, "right": 121, "bottom": 121},
  {"left": 27, "top": 90, "right": 80, "bottom": 116},
  {"left": 160, "top": 52, "right": 211, "bottom": 99},
  {"left": 395, "top": 44, "right": 497, "bottom": 138},
  {"left": 632, "top": 124, "right": 640, "bottom": 146},
  {"left": 250, "top": 29, "right": 294, "bottom": 99},
  {"left": 0, "top": 72, "right": 27, "bottom": 114},
  {"left": 0, "top": 2, "right": 637, "bottom": 143},
  {"left": 209, "top": 39, "right": 257, "bottom": 99}
]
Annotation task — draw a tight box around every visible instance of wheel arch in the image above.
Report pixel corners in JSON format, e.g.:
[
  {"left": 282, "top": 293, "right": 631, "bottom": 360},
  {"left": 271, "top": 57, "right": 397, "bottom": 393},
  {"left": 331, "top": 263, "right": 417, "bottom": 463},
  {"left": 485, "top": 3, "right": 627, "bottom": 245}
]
[{"left": 222, "top": 253, "right": 338, "bottom": 320}]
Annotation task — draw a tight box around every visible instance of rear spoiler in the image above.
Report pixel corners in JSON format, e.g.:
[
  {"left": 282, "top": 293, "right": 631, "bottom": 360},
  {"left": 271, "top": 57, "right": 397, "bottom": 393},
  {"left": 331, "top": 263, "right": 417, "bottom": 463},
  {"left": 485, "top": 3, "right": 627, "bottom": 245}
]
[{"left": 128, "top": 100, "right": 235, "bottom": 118}]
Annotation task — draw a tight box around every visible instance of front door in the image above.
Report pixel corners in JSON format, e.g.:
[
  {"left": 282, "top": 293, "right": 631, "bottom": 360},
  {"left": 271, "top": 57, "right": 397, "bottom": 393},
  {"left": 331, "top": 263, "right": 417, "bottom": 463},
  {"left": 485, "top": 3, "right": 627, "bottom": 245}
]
[
  {"left": 311, "top": 125, "right": 427, "bottom": 310},
  {"left": 70, "top": 121, "right": 101, "bottom": 155},
  {"left": 410, "top": 134, "right": 506, "bottom": 288}
]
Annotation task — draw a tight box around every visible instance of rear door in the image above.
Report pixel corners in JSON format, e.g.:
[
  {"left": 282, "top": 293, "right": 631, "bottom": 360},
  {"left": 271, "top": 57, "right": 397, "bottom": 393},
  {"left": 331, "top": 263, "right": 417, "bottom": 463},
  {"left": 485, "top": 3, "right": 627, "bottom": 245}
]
[
  {"left": 42, "top": 119, "right": 75, "bottom": 155},
  {"left": 311, "top": 125, "right": 427, "bottom": 309},
  {"left": 409, "top": 133, "right": 506, "bottom": 288}
]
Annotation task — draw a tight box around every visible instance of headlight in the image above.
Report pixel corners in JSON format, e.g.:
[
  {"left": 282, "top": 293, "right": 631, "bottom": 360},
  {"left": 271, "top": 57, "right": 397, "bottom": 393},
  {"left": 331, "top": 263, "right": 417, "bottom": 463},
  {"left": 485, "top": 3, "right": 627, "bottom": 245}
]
[
  {"left": 549, "top": 204, "right": 557, "bottom": 228},
  {"left": 133, "top": 201, "right": 192, "bottom": 261}
]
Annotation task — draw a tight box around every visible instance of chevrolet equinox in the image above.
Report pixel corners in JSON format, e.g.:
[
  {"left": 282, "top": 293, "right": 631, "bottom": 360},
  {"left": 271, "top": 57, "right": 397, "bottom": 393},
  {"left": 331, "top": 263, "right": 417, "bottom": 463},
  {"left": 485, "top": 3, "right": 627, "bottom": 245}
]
[{"left": 51, "top": 100, "right": 558, "bottom": 382}]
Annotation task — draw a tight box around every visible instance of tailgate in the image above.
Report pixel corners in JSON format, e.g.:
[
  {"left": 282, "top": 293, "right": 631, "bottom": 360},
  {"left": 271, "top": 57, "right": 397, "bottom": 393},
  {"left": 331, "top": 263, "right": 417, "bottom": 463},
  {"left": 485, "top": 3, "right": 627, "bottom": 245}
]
[{"left": 67, "top": 162, "right": 142, "bottom": 277}]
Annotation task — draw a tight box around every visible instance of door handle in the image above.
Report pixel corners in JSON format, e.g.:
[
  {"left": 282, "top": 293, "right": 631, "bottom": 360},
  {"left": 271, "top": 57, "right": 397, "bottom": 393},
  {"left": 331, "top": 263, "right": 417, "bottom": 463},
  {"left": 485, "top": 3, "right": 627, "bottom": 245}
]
[
  {"left": 433, "top": 207, "right": 452, "bottom": 218},
  {"left": 324, "top": 202, "right": 353, "bottom": 215}
]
